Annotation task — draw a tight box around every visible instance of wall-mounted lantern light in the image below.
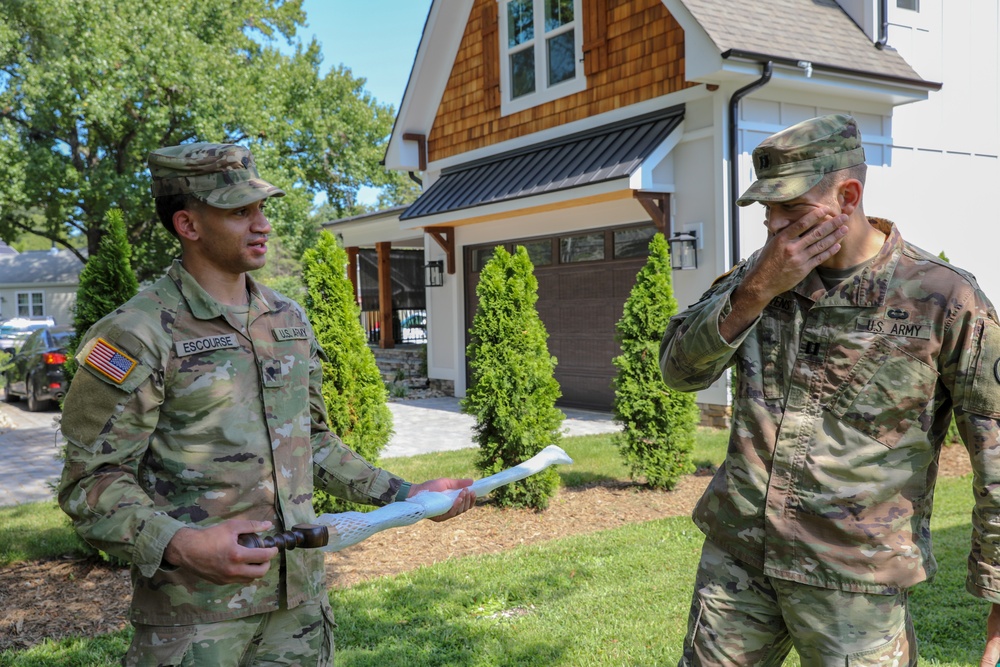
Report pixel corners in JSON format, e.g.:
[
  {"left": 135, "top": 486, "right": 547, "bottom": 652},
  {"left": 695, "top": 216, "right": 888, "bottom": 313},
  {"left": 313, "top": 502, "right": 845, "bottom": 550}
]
[
  {"left": 668, "top": 230, "right": 698, "bottom": 270},
  {"left": 424, "top": 260, "right": 444, "bottom": 287}
]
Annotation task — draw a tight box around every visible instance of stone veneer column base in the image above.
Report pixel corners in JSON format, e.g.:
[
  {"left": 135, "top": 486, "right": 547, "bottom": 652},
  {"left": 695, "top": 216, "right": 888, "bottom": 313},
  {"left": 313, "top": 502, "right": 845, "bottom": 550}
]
[
  {"left": 697, "top": 402, "right": 731, "bottom": 430},
  {"left": 429, "top": 378, "right": 455, "bottom": 395}
]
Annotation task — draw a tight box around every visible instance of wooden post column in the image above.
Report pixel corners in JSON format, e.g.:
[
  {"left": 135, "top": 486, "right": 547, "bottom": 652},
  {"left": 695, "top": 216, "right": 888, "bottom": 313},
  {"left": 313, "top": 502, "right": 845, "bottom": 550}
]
[
  {"left": 345, "top": 246, "right": 360, "bottom": 306},
  {"left": 376, "top": 241, "right": 394, "bottom": 348}
]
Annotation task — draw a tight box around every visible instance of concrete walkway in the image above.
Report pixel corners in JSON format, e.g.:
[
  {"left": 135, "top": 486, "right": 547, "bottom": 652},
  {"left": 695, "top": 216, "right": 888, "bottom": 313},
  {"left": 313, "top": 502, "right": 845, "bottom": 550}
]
[
  {"left": 381, "top": 396, "right": 619, "bottom": 458},
  {"left": 0, "top": 397, "right": 619, "bottom": 507}
]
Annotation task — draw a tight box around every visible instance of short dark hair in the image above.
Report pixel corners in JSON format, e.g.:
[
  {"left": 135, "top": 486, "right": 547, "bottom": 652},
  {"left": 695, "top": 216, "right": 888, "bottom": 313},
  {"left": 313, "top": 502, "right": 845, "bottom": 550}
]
[
  {"left": 154, "top": 193, "right": 202, "bottom": 237},
  {"left": 817, "top": 163, "right": 867, "bottom": 194}
]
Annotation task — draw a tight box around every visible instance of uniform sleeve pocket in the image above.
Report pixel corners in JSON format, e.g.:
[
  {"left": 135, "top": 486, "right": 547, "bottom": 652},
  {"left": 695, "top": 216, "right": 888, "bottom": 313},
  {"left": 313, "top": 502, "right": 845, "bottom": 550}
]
[
  {"left": 62, "top": 361, "right": 154, "bottom": 453},
  {"left": 965, "top": 318, "right": 1000, "bottom": 418}
]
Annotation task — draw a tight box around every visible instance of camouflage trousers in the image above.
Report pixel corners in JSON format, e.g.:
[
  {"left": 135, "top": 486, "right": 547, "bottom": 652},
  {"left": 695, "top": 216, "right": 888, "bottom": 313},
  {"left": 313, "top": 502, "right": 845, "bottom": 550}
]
[
  {"left": 679, "top": 540, "right": 917, "bottom": 666},
  {"left": 124, "top": 594, "right": 335, "bottom": 667}
]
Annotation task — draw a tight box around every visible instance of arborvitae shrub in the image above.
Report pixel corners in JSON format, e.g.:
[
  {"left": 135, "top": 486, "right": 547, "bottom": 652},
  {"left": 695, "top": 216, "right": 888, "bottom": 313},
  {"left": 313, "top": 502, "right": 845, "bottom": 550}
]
[
  {"left": 462, "top": 246, "right": 563, "bottom": 509},
  {"left": 302, "top": 231, "right": 393, "bottom": 514},
  {"left": 64, "top": 207, "right": 139, "bottom": 565},
  {"left": 612, "top": 233, "right": 698, "bottom": 489},
  {"left": 66, "top": 208, "right": 140, "bottom": 381}
]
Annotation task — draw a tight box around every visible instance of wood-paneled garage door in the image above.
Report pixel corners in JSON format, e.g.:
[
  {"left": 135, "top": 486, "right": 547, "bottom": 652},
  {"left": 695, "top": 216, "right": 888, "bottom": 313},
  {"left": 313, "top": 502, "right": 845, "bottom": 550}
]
[{"left": 465, "top": 223, "right": 656, "bottom": 411}]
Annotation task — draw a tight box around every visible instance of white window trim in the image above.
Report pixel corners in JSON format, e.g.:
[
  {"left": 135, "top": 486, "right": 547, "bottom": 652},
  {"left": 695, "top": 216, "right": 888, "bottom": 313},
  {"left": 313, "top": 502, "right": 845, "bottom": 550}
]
[
  {"left": 888, "top": 0, "right": 931, "bottom": 31},
  {"left": 498, "top": 0, "right": 587, "bottom": 117},
  {"left": 16, "top": 291, "right": 45, "bottom": 318}
]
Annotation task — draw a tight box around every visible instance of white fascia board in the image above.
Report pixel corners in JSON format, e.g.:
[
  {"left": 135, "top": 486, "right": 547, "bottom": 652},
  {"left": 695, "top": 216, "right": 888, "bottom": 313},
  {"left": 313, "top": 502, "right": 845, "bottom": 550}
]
[
  {"left": 384, "top": 0, "right": 476, "bottom": 172},
  {"left": 398, "top": 179, "right": 629, "bottom": 230},
  {"left": 321, "top": 215, "right": 423, "bottom": 248},
  {"left": 713, "top": 59, "right": 930, "bottom": 107},
  {"left": 629, "top": 120, "right": 685, "bottom": 191}
]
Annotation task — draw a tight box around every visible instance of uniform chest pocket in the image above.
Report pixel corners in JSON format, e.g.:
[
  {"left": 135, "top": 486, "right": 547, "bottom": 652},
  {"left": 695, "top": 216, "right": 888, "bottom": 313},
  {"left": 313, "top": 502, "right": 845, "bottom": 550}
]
[{"left": 826, "top": 336, "right": 939, "bottom": 448}]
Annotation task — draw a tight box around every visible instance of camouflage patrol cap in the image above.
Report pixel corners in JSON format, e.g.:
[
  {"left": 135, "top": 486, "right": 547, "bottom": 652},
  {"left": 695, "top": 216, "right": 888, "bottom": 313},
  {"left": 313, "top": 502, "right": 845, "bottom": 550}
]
[
  {"left": 736, "top": 114, "right": 865, "bottom": 207},
  {"left": 147, "top": 142, "right": 285, "bottom": 208}
]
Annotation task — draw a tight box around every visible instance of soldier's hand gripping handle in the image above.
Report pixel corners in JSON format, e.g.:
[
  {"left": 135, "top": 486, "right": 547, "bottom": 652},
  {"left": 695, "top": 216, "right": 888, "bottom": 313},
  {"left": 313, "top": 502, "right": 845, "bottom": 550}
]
[{"left": 237, "top": 523, "right": 329, "bottom": 551}]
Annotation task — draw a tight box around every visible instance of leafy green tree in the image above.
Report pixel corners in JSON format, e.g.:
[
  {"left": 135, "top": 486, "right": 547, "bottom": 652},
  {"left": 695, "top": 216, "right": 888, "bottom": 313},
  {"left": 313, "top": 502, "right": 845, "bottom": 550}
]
[
  {"left": 462, "top": 246, "right": 563, "bottom": 510},
  {"left": 0, "top": 0, "right": 400, "bottom": 279},
  {"left": 375, "top": 173, "right": 423, "bottom": 210},
  {"left": 66, "top": 208, "right": 139, "bottom": 381},
  {"left": 253, "top": 236, "right": 306, "bottom": 305},
  {"left": 612, "top": 233, "right": 698, "bottom": 490},
  {"left": 302, "top": 231, "right": 393, "bottom": 514}
]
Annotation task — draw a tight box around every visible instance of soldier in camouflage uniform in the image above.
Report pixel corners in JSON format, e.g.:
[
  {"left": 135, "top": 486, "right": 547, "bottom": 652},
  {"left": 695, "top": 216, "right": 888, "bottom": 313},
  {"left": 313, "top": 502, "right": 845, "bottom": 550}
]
[
  {"left": 660, "top": 114, "right": 1000, "bottom": 665},
  {"left": 58, "top": 143, "right": 476, "bottom": 666}
]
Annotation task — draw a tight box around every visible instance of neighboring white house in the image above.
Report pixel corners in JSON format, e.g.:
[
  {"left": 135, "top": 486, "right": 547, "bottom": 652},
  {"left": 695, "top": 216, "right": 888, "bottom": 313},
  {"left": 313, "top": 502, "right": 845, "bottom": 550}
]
[
  {"left": 0, "top": 246, "right": 84, "bottom": 327},
  {"left": 334, "top": 0, "right": 998, "bottom": 421}
]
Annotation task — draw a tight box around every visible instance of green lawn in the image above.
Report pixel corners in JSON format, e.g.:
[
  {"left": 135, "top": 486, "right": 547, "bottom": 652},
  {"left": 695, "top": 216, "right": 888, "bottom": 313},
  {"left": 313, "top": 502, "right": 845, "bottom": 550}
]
[{"left": 0, "top": 433, "right": 988, "bottom": 666}]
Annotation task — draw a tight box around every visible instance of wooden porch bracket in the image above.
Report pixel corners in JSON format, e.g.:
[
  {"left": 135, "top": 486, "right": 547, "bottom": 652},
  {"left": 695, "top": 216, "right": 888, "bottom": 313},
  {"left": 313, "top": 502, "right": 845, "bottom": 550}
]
[
  {"left": 424, "top": 226, "right": 456, "bottom": 275},
  {"left": 633, "top": 191, "right": 671, "bottom": 236}
]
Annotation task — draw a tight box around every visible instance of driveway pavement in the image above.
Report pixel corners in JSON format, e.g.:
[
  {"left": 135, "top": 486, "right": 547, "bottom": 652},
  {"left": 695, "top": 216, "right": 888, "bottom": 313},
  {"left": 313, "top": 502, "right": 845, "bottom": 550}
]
[
  {"left": 0, "top": 402, "right": 65, "bottom": 506},
  {"left": 0, "top": 397, "right": 619, "bottom": 507}
]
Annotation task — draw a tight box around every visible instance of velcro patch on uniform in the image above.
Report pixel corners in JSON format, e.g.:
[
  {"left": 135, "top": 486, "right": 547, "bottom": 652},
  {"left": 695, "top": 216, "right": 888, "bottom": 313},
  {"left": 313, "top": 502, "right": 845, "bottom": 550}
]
[
  {"left": 174, "top": 333, "right": 239, "bottom": 357},
  {"left": 856, "top": 317, "right": 932, "bottom": 340},
  {"left": 261, "top": 358, "right": 285, "bottom": 387},
  {"left": 272, "top": 327, "right": 308, "bottom": 341},
  {"left": 965, "top": 318, "right": 1000, "bottom": 418},
  {"left": 767, "top": 295, "right": 795, "bottom": 313},
  {"left": 85, "top": 338, "right": 138, "bottom": 384}
]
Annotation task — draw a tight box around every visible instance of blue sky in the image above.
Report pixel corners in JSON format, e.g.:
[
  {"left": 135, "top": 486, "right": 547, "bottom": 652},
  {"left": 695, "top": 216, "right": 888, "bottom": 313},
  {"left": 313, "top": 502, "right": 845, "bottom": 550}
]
[
  {"left": 292, "top": 1, "right": 433, "bottom": 204},
  {"left": 298, "top": 0, "right": 433, "bottom": 109}
]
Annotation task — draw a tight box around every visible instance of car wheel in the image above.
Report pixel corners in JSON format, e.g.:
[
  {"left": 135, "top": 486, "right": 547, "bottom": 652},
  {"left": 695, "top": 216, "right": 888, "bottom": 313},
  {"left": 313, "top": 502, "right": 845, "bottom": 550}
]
[
  {"left": 26, "top": 377, "right": 48, "bottom": 412},
  {"left": 2, "top": 375, "right": 16, "bottom": 403}
]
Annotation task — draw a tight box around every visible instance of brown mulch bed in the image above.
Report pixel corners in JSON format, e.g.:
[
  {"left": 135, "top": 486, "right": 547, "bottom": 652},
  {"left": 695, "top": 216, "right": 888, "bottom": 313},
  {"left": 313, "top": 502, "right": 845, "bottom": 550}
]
[{"left": 0, "top": 446, "right": 973, "bottom": 652}]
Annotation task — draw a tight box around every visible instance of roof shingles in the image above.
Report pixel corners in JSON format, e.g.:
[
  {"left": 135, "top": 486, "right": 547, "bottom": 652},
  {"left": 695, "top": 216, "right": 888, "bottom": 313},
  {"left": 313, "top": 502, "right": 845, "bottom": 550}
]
[
  {"left": 679, "top": 0, "right": 926, "bottom": 84},
  {"left": 0, "top": 250, "right": 84, "bottom": 285}
]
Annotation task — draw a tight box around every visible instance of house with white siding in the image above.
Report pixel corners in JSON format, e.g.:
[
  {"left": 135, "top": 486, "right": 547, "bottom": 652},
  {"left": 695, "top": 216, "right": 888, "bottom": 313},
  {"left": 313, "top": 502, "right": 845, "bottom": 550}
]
[{"left": 329, "top": 0, "right": 997, "bottom": 423}]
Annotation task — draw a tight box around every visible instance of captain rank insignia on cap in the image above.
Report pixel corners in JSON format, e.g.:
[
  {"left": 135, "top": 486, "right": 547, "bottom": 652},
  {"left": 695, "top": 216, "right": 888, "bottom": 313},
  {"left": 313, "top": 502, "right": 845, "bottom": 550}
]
[{"left": 85, "top": 338, "right": 138, "bottom": 383}]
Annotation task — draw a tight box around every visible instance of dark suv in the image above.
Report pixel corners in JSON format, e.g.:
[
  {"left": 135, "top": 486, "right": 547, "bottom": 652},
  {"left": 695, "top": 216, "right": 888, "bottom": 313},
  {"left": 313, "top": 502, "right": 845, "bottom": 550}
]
[{"left": 2, "top": 325, "right": 74, "bottom": 411}]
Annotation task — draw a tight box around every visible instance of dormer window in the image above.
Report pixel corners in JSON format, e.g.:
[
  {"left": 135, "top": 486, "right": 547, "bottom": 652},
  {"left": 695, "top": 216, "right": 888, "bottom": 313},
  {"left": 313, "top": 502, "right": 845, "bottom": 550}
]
[{"left": 498, "top": 0, "right": 586, "bottom": 116}]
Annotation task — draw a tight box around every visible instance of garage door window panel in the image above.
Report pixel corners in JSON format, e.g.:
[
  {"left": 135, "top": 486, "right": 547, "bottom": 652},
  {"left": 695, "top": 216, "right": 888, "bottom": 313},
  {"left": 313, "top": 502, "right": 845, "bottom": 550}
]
[
  {"left": 614, "top": 226, "right": 656, "bottom": 259},
  {"left": 560, "top": 233, "right": 604, "bottom": 263}
]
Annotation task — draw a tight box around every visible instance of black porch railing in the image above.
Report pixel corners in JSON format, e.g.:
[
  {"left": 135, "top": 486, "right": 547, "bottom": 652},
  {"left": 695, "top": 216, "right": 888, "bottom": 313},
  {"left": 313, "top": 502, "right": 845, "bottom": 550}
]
[{"left": 360, "top": 309, "right": 427, "bottom": 344}]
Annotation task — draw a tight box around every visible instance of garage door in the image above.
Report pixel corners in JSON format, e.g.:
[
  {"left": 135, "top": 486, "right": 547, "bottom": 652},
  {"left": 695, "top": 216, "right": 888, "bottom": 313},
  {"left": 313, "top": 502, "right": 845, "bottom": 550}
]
[{"left": 465, "top": 223, "right": 655, "bottom": 411}]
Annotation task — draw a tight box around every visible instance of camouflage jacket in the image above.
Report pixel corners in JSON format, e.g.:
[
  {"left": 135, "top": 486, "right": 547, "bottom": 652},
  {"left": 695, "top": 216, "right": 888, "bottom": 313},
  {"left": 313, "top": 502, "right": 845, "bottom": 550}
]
[
  {"left": 660, "top": 219, "right": 1000, "bottom": 602},
  {"left": 58, "top": 260, "right": 404, "bottom": 625}
]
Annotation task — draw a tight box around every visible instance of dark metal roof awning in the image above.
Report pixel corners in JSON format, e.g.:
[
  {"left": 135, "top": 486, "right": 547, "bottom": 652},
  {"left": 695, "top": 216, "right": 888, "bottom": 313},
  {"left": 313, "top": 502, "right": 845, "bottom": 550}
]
[{"left": 400, "top": 105, "right": 685, "bottom": 221}]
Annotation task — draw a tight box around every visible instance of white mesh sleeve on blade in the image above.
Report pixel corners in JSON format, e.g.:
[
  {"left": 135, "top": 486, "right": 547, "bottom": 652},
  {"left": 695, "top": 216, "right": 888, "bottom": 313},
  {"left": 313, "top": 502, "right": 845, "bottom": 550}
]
[
  {"left": 468, "top": 445, "right": 574, "bottom": 496},
  {"left": 316, "top": 444, "right": 574, "bottom": 553}
]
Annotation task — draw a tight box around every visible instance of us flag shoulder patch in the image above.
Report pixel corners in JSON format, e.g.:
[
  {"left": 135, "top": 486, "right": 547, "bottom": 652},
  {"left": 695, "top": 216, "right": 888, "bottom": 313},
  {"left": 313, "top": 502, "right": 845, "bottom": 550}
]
[{"left": 85, "top": 338, "right": 138, "bottom": 384}]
